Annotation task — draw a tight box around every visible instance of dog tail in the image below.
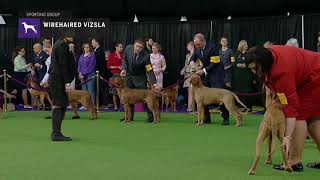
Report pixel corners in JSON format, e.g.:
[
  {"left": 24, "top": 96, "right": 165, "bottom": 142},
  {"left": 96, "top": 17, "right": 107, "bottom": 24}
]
[{"left": 231, "top": 92, "right": 248, "bottom": 110}]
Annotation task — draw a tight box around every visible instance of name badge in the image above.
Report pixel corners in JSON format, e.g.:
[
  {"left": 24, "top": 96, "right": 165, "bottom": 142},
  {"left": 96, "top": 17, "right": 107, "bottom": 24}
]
[
  {"left": 210, "top": 56, "right": 220, "bottom": 63},
  {"left": 276, "top": 93, "right": 288, "bottom": 105},
  {"left": 145, "top": 64, "right": 153, "bottom": 72},
  {"left": 231, "top": 57, "right": 235, "bottom": 62}
]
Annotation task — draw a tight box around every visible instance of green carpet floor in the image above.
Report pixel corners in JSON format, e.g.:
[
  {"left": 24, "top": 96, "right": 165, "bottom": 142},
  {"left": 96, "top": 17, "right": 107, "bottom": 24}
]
[{"left": 0, "top": 111, "right": 318, "bottom": 180}]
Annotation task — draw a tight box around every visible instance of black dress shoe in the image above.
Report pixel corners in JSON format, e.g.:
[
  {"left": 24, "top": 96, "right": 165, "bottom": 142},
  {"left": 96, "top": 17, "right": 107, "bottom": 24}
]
[
  {"left": 72, "top": 116, "right": 80, "bottom": 119},
  {"left": 273, "top": 162, "right": 303, "bottom": 172},
  {"left": 307, "top": 162, "right": 320, "bottom": 169},
  {"left": 45, "top": 116, "right": 51, "bottom": 119},
  {"left": 222, "top": 120, "right": 230, "bottom": 125},
  {"left": 51, "top": 134, "right": 72, "bottom": 141}
]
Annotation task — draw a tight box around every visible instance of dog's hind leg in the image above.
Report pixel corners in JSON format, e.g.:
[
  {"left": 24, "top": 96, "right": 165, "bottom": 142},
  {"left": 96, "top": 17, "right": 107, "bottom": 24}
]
[
  {"left": 248, "top": 122, "right": 268, "bottom": 175},
  {"left": 225, "top": 102, "right": 242, "bottom": 127},
  {"left": 265, "top": 132, "right": 273, "bottom": 164}
]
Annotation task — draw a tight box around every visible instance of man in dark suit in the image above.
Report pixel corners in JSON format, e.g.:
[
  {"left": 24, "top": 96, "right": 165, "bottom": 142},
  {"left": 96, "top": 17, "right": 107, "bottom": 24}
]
[
  {"left": 48, "top": 32, "right": 77, "bottom": 141},
  {"left": 33, "top": 43, "right": 49, "bottom": 84},
  {"left": 120, "top": 38, "right": 160, "bottom": 122},
  {"left": 191, "top": 33, "right": 230, "bottom": 125},
  {"left": 92, "top": 38, "right": 109, "bottom": 107}
]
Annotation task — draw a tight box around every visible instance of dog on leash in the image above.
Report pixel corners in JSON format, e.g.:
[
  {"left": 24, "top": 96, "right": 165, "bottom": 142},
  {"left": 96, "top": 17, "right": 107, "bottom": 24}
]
[
  {"left": 27, "top": 77, "right": 52, "bottom": 111},
  {"left": 110, "top": 76, "right": 161, "bottom": 123},
  {"left": 248, "top": 86, "right": 292, "bottom": 175},
  {"left": 189, "top": 74, "right": 247, "bottom": 127},
  {"left": 161, "top": 84, "right": 179, "bottom": 112},
  {"left": 67, "top": 90, "right": 97, "bottom": 120}
]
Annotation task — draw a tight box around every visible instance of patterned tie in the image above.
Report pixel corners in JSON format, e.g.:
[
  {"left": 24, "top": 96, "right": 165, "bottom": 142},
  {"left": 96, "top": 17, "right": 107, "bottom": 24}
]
[{"left": 133, "top": 53, "right": 137, "bottom": 63}]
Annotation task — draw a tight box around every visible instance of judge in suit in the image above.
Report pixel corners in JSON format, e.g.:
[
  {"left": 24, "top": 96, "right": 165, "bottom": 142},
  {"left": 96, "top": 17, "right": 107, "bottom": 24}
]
[
  {"left": 191, "top": 33, "right": 230, "bottom": 125},
  {"left": 92, "top": 38, "right": 109, "bottom": 107},
  {"left": 33, "top": 43, "right": 49, "bottom": 84},
  {"left": 48, "top": 32, "right": 77, "bottom": 141},
  {"left": 120, "top": 38, "right": 160, "bottom": 122}
]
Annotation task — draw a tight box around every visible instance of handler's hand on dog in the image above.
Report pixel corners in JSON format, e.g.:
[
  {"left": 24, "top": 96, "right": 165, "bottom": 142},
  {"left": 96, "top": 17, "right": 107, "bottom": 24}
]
[
  {"left": 34, "top": 63, "right": 41, "bottom": 68},
  {"left": 120, "top": 70, "right": 126, "bottom": 77},
  {"left": 196, "top": 70, "right": 204, "bottom": 76},
  {"left": 282, "top": 137, "right": 291, "bottom": 156},
  {"left": 65, "top": 84, "right": 72, "bottom": 93},
  {"left": 153, "top": 84, "right": 161, "bottom": 91}
]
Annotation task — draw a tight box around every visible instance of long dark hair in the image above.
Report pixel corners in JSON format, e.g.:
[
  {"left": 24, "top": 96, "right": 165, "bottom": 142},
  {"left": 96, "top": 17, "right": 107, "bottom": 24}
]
[
  {"left": 245, "top": 46, "right": 274, "bottom": 75},
  {"left": 111, "top": 41, "right": 123, "bottom": 52}
]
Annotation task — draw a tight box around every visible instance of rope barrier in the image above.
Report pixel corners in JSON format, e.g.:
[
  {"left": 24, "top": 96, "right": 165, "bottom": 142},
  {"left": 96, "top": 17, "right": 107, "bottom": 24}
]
[
  {"left": 1, "top": 71, "right": 265, "bottom": 97},
  {"left": 75, "top": 76, "right": 96, "bottom": 88},
  {"left": 5, "top": 73, "right": 96, "bottom": 92},
  {"left": 8, "top": 75, "right": 50, "bottom": 92}
]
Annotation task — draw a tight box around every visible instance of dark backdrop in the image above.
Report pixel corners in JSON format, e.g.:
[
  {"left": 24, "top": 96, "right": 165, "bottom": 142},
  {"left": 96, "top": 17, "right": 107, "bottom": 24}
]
[{"left": 1, "top": 14, "right": 319, "bottom": 87}]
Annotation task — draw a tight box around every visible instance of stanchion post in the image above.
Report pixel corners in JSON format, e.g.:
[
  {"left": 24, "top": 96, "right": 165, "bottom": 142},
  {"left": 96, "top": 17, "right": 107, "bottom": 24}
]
[
  {"left": 3, "top": 70, "right": 7, "bottom": 112},
  {"left": 96, "top": 71, "right": 100, "bottom": 113}
]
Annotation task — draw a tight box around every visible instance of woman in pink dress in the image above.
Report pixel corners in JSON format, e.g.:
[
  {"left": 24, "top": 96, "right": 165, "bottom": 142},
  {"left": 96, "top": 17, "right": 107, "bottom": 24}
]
[{"left": 150, "top": 42, "right": 166, "bottom": 88}]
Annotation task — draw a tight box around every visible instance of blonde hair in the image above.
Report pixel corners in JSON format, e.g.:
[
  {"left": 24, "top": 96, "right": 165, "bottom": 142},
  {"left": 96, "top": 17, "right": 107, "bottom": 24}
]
[
  {"left": 152, "top": 42, "right": 162, "bottom": 52},
  {"left": 238, "top": 40, "right": 248, "bottom": 52}
]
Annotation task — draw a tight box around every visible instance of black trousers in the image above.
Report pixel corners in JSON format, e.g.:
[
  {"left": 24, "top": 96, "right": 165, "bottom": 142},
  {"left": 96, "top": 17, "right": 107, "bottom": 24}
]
[
  {"left": 125, "top": 78, "right": 153, "bottom": 121},
  {"left": 49, "top": 75, "right": 68, "bottom": 134},
  {"left": 202, "top": 76, "right": 229, "bottom": 123}
]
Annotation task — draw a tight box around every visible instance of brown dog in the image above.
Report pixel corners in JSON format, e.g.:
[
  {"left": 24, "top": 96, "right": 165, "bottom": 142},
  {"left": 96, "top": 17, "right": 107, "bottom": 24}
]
[
  {"left": 27, "top": 78, "right": 52, "bottom": 111},
  {"left": 161, "top": 84, "right": 179, "bottom": 112},
  {"left": 110, "top": 77, "right": 161, "bottom": 123},
  {"left": 189, "top": 74, "right": 247, "bottom": 127},
  {"left": 248, "top": 86, "right": 292, "bottom": 175},
  {"left": 67, "top": 90, "right": 97, "bottom": 120}
]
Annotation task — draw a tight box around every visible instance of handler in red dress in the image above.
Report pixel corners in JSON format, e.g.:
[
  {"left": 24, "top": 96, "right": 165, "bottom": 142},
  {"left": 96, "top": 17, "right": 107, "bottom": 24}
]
[{"left": 246, "top": 45, "right": 320, "bottom": 171}]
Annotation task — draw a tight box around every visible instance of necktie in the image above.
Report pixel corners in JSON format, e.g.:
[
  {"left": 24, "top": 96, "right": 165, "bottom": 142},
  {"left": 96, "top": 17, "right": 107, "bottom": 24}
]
[{"left": 133, "top": 53, "right": 137, "bottom": 63}]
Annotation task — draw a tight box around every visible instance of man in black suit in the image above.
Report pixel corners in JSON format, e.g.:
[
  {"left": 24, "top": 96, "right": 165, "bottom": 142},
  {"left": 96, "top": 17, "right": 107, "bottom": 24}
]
[
  {"left": 48, "top": 32, "right": 77, "bottom": 141},
  {"left": 191, "top": 33, "right": 230, "bottom": 125},
  {"left": 92, "top": 38, "right": 109, "bottom": 107},
  {"left": 120, "top": 38, "right": 160, "bottom": 122}
]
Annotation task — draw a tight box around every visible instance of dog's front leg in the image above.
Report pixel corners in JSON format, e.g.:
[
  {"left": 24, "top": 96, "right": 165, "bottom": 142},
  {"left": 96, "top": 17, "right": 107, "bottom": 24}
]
[
  {"left": 196, "top": 104, "right": 203, "bottom": 126},
  {"left": 279, "top": 126, "right": 293, "bottom": 172},
  {"left": 123, "top": 104, "right": 130, "bottom": 123},
  {"left": 248, "top": 122, "right": 267, "bottom": 175}
]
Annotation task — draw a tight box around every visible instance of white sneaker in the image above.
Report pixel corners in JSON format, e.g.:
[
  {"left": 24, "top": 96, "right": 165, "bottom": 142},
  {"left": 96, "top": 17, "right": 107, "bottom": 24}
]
[
  {"left": 78, "top": 106, "right": 86, "bottom": 110},
  {"left": 67, "top": 105, "right": 72, "bottom": 109},
  {"left": 24, "top": 105, "right": 32, "bottom": 109}
]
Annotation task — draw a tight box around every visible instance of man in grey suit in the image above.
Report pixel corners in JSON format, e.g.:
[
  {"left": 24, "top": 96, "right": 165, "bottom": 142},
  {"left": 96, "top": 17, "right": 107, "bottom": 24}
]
[{"left": 120, "top": 38, "right": 160, "bottom": 122}]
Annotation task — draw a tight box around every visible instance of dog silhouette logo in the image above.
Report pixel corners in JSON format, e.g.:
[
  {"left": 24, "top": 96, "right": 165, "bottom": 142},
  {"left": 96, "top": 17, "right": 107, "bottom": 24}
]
[{"left": 18, "top": 18, "right": 40, "bottom": 38}]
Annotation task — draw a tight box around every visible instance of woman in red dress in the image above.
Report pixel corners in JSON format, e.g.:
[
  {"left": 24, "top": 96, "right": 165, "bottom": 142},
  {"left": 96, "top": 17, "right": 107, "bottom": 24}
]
[
  {"left": 107, "top": 42, "right": 124, "bottom": 111},
  {"left": 246, "top": 45, "right": 320, "bottom": 171}
]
